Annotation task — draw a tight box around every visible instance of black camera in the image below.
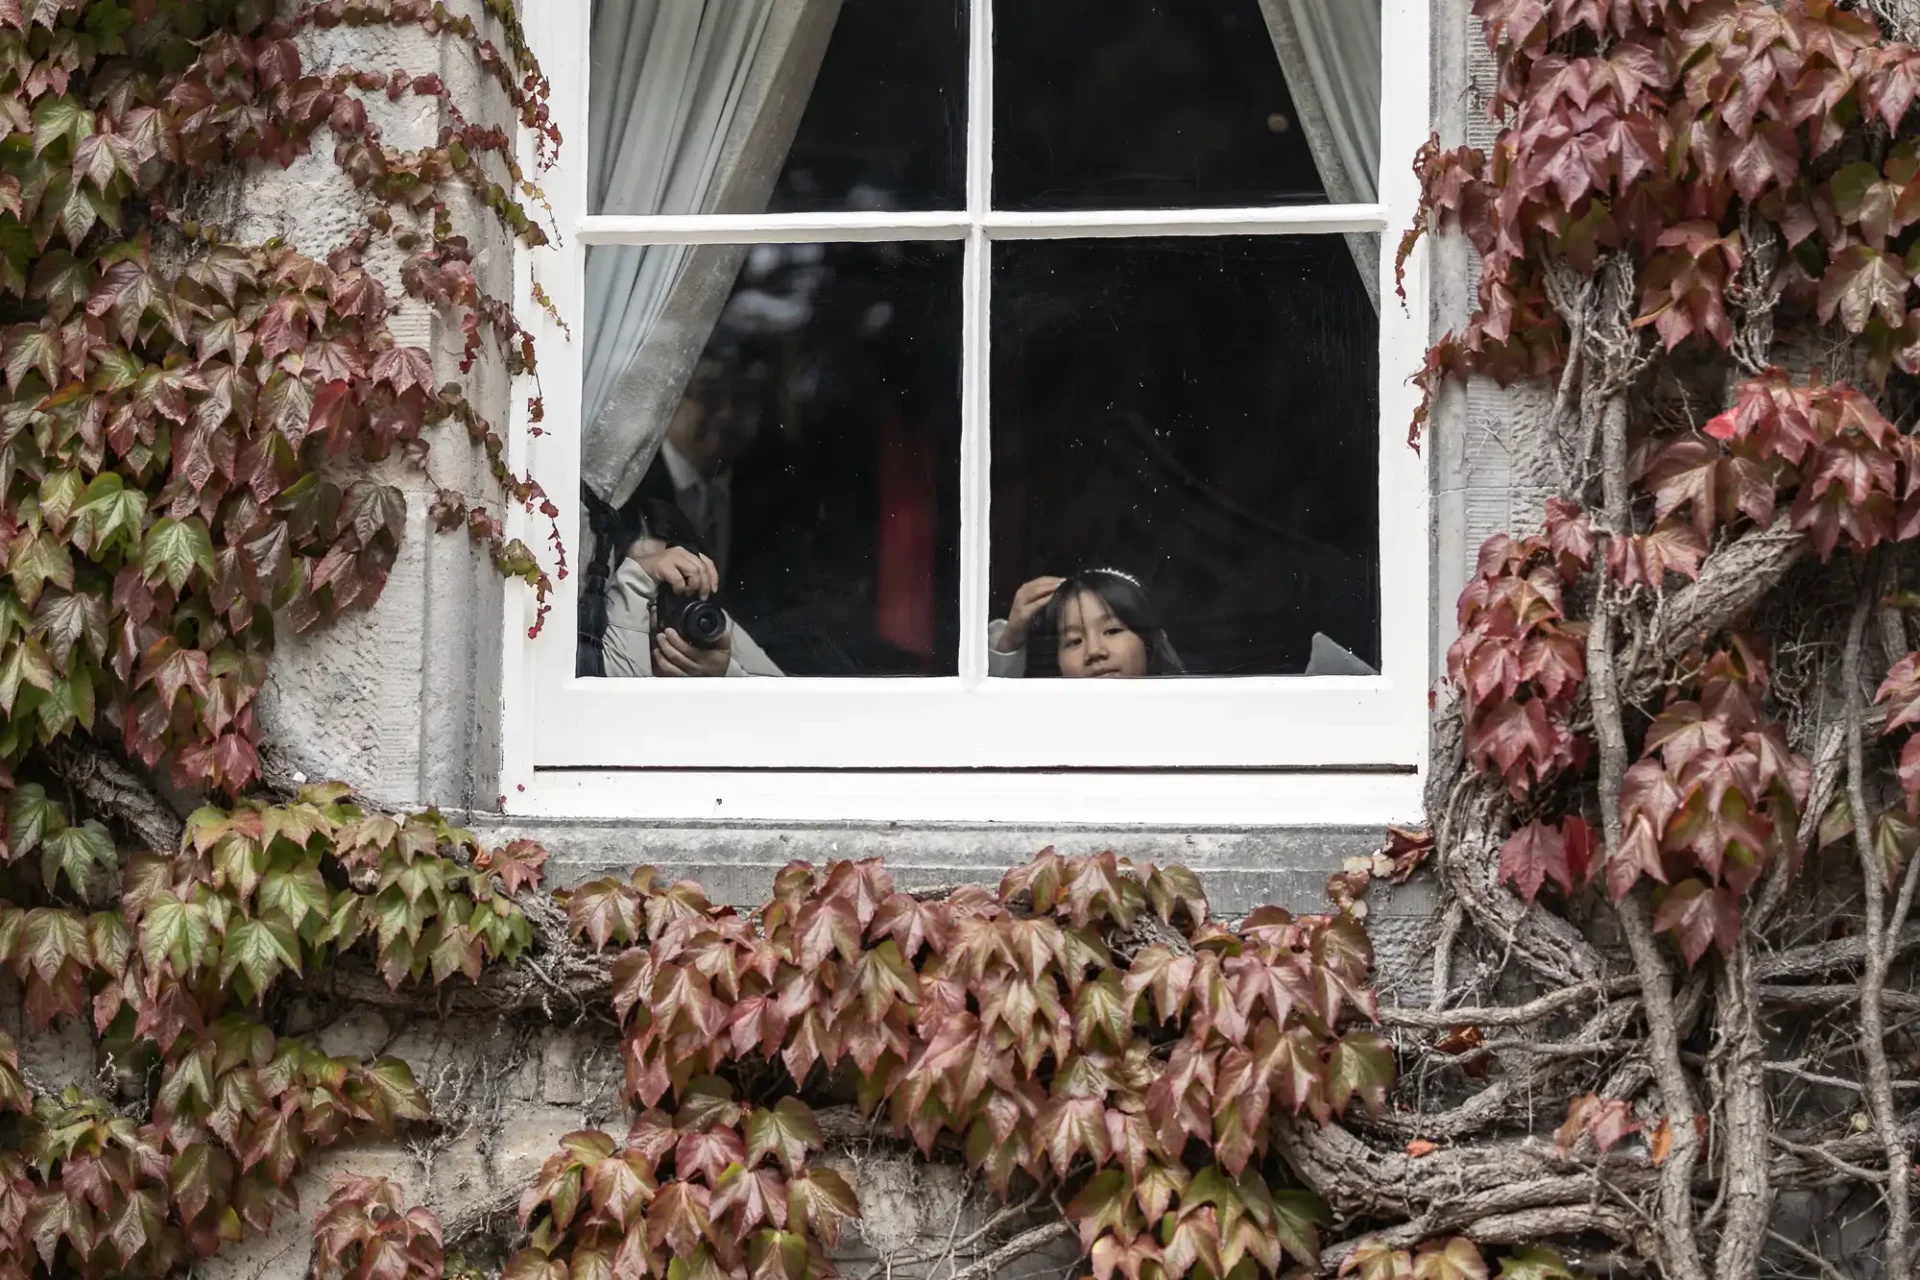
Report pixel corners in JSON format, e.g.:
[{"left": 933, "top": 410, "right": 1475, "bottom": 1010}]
[{"left": 656, "top": 589, "right": 729, "bottom": 650}]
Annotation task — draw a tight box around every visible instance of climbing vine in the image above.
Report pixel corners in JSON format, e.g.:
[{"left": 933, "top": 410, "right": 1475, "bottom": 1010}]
[
  {"left": 1390, "top": 0, "right": 1920, "bottom": 1275},
  {"left": 16, "top": 0, "right": 1920, "bottom": 1279}
]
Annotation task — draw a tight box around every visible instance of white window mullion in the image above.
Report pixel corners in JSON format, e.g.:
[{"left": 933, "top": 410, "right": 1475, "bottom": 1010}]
[
  {"left": 959, "top": 226, "right": 991, "bottom": 687},
  {"left": 958, "top": 0, "right": 995, "bottom": 686}
]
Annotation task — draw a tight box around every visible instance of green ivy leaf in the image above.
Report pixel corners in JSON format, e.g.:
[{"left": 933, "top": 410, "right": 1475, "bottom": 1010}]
[
  {"left": 142, "top": 516, "right": 216, "bottom": 592},
  {"left": 40, "top": 819, "right": 114, "bottom": 899},
  {"left": 8, "top": 782, "right": 62, "bottom": 856},
  {"left": 30, "top": 95, "right": 90, "bottom": 159},
  {"left": 1326, "top": 1032, "right": 1395, "bottom": 1117},
  {"left": 1270, "top": 1189, "right": 1326, "bottom": 1267},
  {"left": 1073, "top": 968, "right": 1131, "bottom": 1051},
  {"left": 218, "top": 917, "right": 302, "bottom": 997},
  {"left": 785, "top": 1168, "right": 859, "bottom": 1248},
  {"left": 1496, "top": 1245, "right": 1578, "bottom": 1280},
  {"left": 746, "top": 1230, "right": 810, "bottom": 1280},
  {"left": 10, "top": 530, "right": 73, "bottom": 607},
  {"left": 357, "top": 1056, "right": 431, "bottom": 1126},
  {"left": 258, "top": 862, "right": 329, "bottom": 929},
  {"left": 0, "top": 633, "right": 56, "bottom": 715},
  {"left": 1063, "top": 1168, "right": 1129, "bottom": 1250},
  {"left": 141, "top": 892, "right": 212, "bottom": 977},
  {"left": 69, "top": 473, "right": 147, "bottom": 560}
]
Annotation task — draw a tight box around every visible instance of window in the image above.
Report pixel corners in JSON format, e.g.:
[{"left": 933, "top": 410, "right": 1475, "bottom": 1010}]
[{"left": 505, "top": 0, "right": 1432, "bottom": 824}]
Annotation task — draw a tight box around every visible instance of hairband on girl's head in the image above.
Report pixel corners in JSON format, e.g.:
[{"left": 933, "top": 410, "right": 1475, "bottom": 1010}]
[{"left": 1085, "top": 567, "right": 1143, "bottom": 589}]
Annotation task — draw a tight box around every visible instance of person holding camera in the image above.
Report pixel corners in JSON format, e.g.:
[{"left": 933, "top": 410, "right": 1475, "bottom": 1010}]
[{"left": 601, "top": 530, "right": 783, "bottom": 679}]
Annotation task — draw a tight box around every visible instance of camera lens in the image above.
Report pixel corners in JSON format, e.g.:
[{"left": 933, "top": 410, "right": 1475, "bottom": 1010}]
[
  {"left": 660, "top": 589, "right": 729, "bottom": 650},
  {"left": 681, "top": 598, "right": 727, "bottom": 648}
]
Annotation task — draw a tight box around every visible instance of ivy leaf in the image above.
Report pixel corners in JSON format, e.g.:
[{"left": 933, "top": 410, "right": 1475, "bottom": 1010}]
[
  {"left": 1834, "top": 160, "right": 1899, "bottom": 247},
  {"left": 258, "top": 863, "right": 329, "bottom": 929},
  {"left": 10, "top": 531, "right": 73, "bottom": 608},
  {"left": 357, "top": 1057, "right": 432, "bottom": 1126},
  {"left": 504, "top": 1251, "right": 567, "bottom": 1280},
  {"left": 170, "top": 1142, "right": 222, "bottom": 1224},
  {"left": 1652, "top": 878, "right": 1741, "bottom": 966},
  {"left": 1819, "top": 244, "right": 1910, "bottom": 334},
  {"left": 1270, "top": 1190, "right": 1326, "bottom": 1267},
  {"left": 1326, "top": 1032, "right": 1395, "bottom": 1117},
  {"left": 744, "top": 1097, "right": 823, "bottom": 1177},
  {"left": 1413, "top": 1238, "right": 1488, "bottom": 1280},
  {"left": 21, "top": 906, "right": 86, "bottom": 983},
  {"left": 1123, "top": 945, "right": 1195, "bottom": 1023},
  {"left": 567, "top": 879, "right": 641, "bottom": 951},
  {"left": 1064, "top": 1168, "right": 1130, "bottom": 1251},
  {"left": 784, "top": 1169, "right": 858, "bottom": 1248},
  {"left": 36, "top": 589, "right": 106, "bottom": 672},
  {"left": 1074, "top": 968, "right": 1132, "bottom": 1050},
  {"left": 646, "top": 1182, "right": 713, "bottom": 1258},
  {"left": 40, "top": 820, "right": 114, "bottom": 899},
  {"left": 1341, "top": 1239, "right": 1414, "bottom": 1280},
  {"left": 590, "top": 1150, "right": 656, "bottom": 1230},
  {"left": 1497, "top": 1246, "right": 1578, "bottom": 1280},
  {"left": 476, "top": 838, "right": 548, "bottom": 894},
  {"left": 9, "top": 782, "right": 61, "bottom": 856},
  {"left": 219, "top": 917, "right": 303, "bottom": 996},
  {"left": 1496, "top": 817, "right": 1591, "bottom": 903},
  {"left": 69, "top": 473, "right": 146, "bottom": 559},
  {"left": 1036, "top": 1095, "right": 1110, "bottom": 1178},
  {"left": 370, "top": 346, "right": 435, "bottom": 396},
  {"left": 31, "top": 95, "right": 89, "bottom": 158},
  {"left": 793, "top": 895, "right": 861, "bottom": 969},
  {"left": 142, "top": 517, "right": 216, "bottom": 592},
  {"left": 141, "top": 892, "right": 212, "bottom": 976}
]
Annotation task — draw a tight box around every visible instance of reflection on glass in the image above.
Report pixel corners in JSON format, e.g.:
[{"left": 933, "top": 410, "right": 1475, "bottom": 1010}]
[
  {"left": 579, "top": 242, "right": 962, "bottom": 679},
  {"left": 993, "top": 0, "right": 1380, "bottom": 212},
  {"left": 588, "top": 0, "right": 965, "bottom": 218},
  {"left": 990, "top": 236, "right": 1380, "bottom": 678}
]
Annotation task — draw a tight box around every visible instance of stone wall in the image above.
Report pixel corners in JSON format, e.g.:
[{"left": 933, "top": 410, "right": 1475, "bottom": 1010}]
[{"left": 165, "top": 2, "right": 1510, "bottom": 1276}]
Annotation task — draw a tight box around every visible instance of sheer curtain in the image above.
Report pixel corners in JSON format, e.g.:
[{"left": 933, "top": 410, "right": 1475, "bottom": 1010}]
[
  {"left": 1256, "top": 0, "right": 1383, "bottom": 311},
  {"left": 582, "top": 0, "right": 840, "bottom": 509}
]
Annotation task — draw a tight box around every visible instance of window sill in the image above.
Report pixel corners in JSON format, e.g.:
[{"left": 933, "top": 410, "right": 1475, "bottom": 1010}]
[{"left": 504, "top": 768, "right": 1424, "bottom": 827}]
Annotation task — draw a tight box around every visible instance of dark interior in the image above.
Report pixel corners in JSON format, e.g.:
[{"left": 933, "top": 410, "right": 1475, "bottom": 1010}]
[
  {"left": 993, "top": 0, "right": 1329, "bottom": 210},
  {"left": 582, "top": 0, "right": 1379, "bottom": 678},
  {"left": 991, "top": 236, "right": 1380, "bottom": 676}
]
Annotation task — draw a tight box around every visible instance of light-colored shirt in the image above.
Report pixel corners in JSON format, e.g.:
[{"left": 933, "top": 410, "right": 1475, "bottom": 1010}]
[{"left": 602, "top": 556, "right": 782, "bottom": 679}]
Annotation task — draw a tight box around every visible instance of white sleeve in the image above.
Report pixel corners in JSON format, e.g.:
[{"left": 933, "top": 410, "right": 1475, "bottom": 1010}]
[
  {"left": 725, "top": 619, "right": 784, "bottom": 677},
  {"left": 601, "top": 558, "right": 658, "bottom": 679},
  {"left": 987, "top": 619, "right": 1027, "bottom": 678}
]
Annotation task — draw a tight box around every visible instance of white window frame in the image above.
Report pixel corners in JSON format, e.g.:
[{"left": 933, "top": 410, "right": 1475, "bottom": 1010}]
[{"left": 499, "top": 0, "right": 1433, "bottom": 826}]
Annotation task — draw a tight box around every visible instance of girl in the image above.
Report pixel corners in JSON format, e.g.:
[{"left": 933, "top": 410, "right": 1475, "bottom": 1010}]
[{"left": 989, "top": 569, "right": 1185, "bottom": 678}]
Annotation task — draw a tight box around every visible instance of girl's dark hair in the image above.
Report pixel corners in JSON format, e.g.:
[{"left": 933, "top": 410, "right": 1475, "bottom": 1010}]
[{"left": 1033, "top": 569, "right": 1186, "bottom": 677}]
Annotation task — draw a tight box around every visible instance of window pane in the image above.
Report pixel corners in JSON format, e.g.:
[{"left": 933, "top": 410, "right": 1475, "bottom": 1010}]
[
  {"left": 993, "top": 0, "right": 1380, "bottom": 211},
  {"left": 580, "top": 242, "right": 962, "bottom": 678},
  {"left": 990, "top": 237, "right": 1379, "bottom": 677},
  {"left": 589, "top": 0, "right": 966, "bottom": 217}
]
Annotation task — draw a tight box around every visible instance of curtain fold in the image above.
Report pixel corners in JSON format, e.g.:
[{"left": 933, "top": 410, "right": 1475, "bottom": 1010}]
[
  {"left": 1256, "top": 0, "right": 1383, "bottom": 311},
  {"left": 582, "top": 0, "right": 840, "bottom": 509}
]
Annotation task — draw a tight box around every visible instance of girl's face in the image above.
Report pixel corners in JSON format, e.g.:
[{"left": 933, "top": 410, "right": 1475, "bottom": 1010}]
[{"left": 1056, "top": 589, "right": 1151, "bottom": 678}]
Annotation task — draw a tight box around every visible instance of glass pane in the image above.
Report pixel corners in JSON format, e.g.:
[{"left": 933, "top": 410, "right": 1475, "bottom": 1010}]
[
  {"left": 579, "top": 242, "right": 962, "bottom": 678},
  {"left": 589, "top": 0, "right": 966, "bottom": 217},
  {"left": 993, "top": 0, "right": 1380, "bottom": 211},
  {"left": 990, "top": 237, "right": 1379, "bottom": 677}
]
